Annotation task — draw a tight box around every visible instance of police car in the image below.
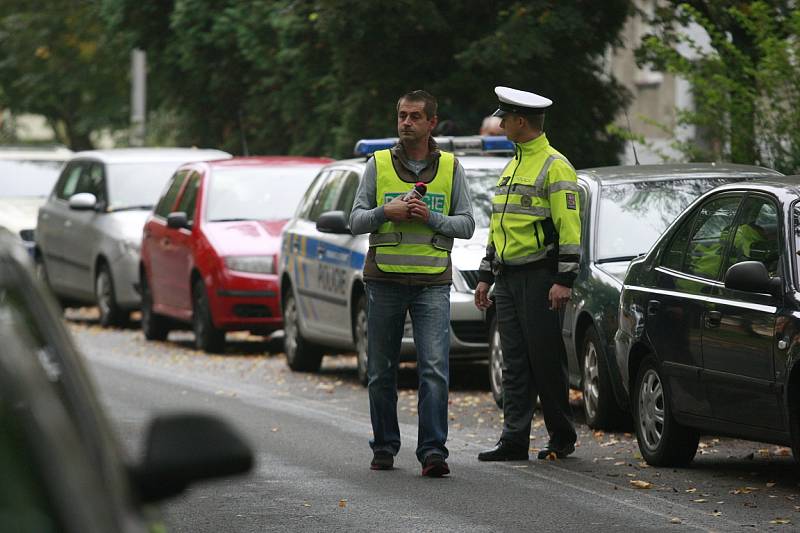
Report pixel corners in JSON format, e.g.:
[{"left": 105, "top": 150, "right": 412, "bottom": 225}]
[{"left": 279, "top": 136, "right": 512, "bottom": 384}]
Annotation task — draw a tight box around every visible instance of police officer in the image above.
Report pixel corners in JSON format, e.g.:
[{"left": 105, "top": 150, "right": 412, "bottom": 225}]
[
  {"left": 350, "top": 90, "right": 475, "bottom": 476},
  {"left": 475, "top": 86, "right": 581, "bottom": 461}
]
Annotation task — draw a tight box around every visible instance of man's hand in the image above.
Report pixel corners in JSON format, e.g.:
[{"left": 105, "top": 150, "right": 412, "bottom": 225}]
[
  {"left": 474, "top": 281, "right": 493, "bottom": 310},
  {"left": 384, "top": 197, "right": 411, "bottom": 222},
  {"left": 548, "top": 283, "right": 571, "bottom": 310},
  {"left": 407, "top": 198, "right": 430, "bottom": 222}
]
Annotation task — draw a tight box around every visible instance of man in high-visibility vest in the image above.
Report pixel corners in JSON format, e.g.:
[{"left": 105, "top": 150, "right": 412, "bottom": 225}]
[
  {"left": 350, "top": 90, "right": 475, "bottom": 477},
  {"left": 475, "top": 86, "right": 581, "bottom": 462}
]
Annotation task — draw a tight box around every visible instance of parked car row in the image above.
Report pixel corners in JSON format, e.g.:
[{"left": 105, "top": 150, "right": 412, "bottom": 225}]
[{"left": 16, "top": 139, "right": 800, "bottom": 466}]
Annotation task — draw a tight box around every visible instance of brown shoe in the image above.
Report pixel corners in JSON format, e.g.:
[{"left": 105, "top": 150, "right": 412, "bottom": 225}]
[{"left": 370, "top": 451, "right": 394, "bottom": 470}]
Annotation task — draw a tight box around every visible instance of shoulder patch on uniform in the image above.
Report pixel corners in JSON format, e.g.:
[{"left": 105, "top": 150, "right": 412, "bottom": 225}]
[{"left": 566, "top": 192, "right": 577, "bottom": 210}]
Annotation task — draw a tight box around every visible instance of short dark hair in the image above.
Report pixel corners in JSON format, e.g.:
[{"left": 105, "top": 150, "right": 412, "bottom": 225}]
[
  {"left": 512, "top": 112, "right": 545, "bottom": 132},
  {"left": 397, "top": 90, "right": 438, "bottom": 119}
]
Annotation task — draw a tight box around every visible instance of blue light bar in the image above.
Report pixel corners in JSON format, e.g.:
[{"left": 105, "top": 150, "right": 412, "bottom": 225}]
[
  {"left": 481, "top": 136, "right": 514, "bottom": 153},
  {"left": 354, "top": 138, "right": 398, "bottom": 156},
  {"left": 353, "top": 135, "right": 515, "bottom": 157}
]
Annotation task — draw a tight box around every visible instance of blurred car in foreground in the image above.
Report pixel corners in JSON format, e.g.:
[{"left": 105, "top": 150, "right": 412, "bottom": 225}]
[
  {"left": 140, "top": 156, "right": 331, "bottom": 352},
  {"left": 0, "top": 228, "right": 252, "bottom": 533},
  {"left": 484, "top": 164, "right": 782, "bottom": 425},
  {"left": 617, "top": 177, "right": 800, "bottom": 466},
  {"left": 0, "top": 145, "right": 72, "bottom": 252},
  {"left": 35, "top": 148, "right": 231, "bottom": 326},
  {"left": 279, "top": 136, "right": 511, "bottom": 384}
]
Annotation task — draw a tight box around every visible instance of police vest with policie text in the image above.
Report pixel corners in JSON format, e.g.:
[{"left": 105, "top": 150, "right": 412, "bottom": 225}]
[
  {"left": 369, "top": 149, "right": 455, "bottom": 274},
  {"left": 489, "top": 145, "right": 581, "bottom": 266}
]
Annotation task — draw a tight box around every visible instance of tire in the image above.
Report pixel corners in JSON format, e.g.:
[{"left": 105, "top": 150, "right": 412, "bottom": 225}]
[
  {"left": 283, "top": 291, "right": 323, "bottom": 372},
  {"left": 354, "top": 295, "right": 369, "bottom": 386},
  {"left": 96, "top": 264, "right": 128, "bottom": 327},
  {"left": 192, "top": 279, "right": 225, "bottom": 353},
  {"left": 633, "top": 355, "right": 699, "bottom": 467},
  {"left": 140, "top": 273, "right": 170, "bottom": 341},
  {"left": 581, "top": 325, "right": 626, "bottom": 430},
  {"left": 488, "top": 315, "right": 504, "bottom": 409}
]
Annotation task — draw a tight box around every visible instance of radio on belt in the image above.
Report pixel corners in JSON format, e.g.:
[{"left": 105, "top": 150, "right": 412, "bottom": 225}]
[{"left": 401, "top": 181, "right": 427, "bottom": 201}]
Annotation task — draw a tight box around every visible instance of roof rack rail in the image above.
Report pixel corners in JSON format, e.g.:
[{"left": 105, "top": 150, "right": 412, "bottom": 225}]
[{"left": 354, "top": 135, "right": 514, "bottom": 157}]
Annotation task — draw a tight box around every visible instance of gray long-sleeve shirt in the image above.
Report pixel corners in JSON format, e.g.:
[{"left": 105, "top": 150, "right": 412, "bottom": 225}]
[{"left": 349, "top": 144, "right": 475, "bottom": 285}]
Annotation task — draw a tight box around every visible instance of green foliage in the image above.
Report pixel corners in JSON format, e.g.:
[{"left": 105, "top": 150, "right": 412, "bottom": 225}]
[
  {"left": 103, "top": 0, "right": 632, "bottom": 166},
  {"left": 0, "top": 0, "right": 130, "bottom": 149},
  {"left": 636, "top": 1, "right": 800, "bottom": 174}
]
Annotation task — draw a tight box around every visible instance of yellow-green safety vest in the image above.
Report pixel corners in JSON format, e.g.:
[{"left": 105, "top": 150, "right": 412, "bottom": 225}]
[
  {"left": 370, "top": 149, "right": 455, "bottom": 274},
  {"left": 489, "top": 134, "right": 581, "bottom": 270}
]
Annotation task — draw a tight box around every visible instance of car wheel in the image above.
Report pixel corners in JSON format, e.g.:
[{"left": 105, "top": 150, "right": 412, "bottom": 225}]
[
  {"left": 581, "top": 326, "right": 626, "bottom": 430},
  {"left": 96, "top": 264, "right": 128, "bottom": 327},
  {"left": 354, "top": 295, "right": 368, "bottom": 386},
  {"left": 192, "top": 279, "right": 225, "bottom": 353},
  {"left": 140, "top": 273, "right": 170, "bottom": 341},
  {"left": 488, "top": 315, "right": 503, "bottom": 409},
  {"left": 633, "top": 355, "right": 699, "bottom": 467},
  {"left": 283, "top": 291, "right": 323, "bottom": 372}
]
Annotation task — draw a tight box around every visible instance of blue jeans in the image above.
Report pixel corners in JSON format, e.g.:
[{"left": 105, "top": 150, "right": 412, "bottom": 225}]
[{"left": 366, "top": 281, "right": 450, "bottom": 462}]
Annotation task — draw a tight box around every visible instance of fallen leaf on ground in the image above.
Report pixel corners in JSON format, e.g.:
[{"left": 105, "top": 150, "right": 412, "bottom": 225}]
[
  {"left": 767, "top": 482, "right": 777, "bottom": 488},
  {"left": 338, "top": 499, "right": 347, "bottom": 508},
  {"left": 770, "top": 518, "right": 791, "bottom": 525},
  {"left": 685, "top": 488, "right": 697, "bottom": 493},
  {"left": 693, "top": 499, "right": 708, "bottom": 503},
  {"left": 711, "top": 511, "right": 722, "bottom": 517},
  {"left": 630, "top": 480, "right": 652, "bottom": 489},
  {"left": 670, "top": 518, "right": 682, "bottom": 524}
]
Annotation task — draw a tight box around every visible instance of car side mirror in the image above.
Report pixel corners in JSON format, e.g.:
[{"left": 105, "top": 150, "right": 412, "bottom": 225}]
[
  {"left": 130, "top": 413, "right": 253, "bottom": 503},
  {"left": 316, "top": 210, "right": 350, "bottom": 234},
  {"left": 724, "top": 261, "right": 782, "bottom": 297},
  {"left": 68, "top": 193, "right": 97, "bottom": 211},
  {"left": 167, "top": 212, "right": 188, "bottom": 229}
]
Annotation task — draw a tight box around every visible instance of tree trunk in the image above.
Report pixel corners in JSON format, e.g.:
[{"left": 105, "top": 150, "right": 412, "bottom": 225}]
[{"left": 62, "top": 119, "right": 94, "bottom": 151}]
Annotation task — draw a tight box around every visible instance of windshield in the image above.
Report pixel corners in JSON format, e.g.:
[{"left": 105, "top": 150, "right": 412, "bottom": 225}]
[
  {"left": 597, "top": 177, "right": 749, "bottom": 262},
  {"left": 206, "top": 166, "right": 321, "bottom": 222},
  {"left": 0, "top": 160, "right": 64, "bottom": 197},
  {"left": 106, "top": 162, "right": 185, "bottom": 210},
  {"left": 466, "top": 167, "right": 505, "bottom": 228}
]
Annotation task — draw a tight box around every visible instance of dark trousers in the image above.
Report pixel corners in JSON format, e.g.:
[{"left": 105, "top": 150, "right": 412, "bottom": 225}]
[{"left": 495, "top": 265, "right": 576, "bottom": 449}]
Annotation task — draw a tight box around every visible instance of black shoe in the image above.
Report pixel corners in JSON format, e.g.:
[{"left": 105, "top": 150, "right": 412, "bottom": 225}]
[
  {"left": 421, "top": 453, "right": 450, "bottom": 477},
  {"left": 537, "top": 442, "right": 575, "bottom": 460},
  {"left": 477, "top": 441, "right": 529, "bottom": 462},
  {"left": 370, "top": 451, "right": 394, "bottom": 470}
]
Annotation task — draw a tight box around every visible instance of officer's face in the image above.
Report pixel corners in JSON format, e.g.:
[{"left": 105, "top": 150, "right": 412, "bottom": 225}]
[
  {"left": 397, "top": 100, "right": 437, "bottom": 143},
  {"left": 499, "top": 114, "right": 524, "bottom": 142}
]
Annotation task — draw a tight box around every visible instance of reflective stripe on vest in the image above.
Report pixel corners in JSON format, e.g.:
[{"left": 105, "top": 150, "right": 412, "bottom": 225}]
[{"left": 371, "top": 149, "right": 454, "bottom": 274}]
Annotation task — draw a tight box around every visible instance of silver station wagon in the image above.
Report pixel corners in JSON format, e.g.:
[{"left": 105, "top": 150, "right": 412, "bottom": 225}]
[{"left": 35, "top": 148, "right": 230, "bottom": 326}]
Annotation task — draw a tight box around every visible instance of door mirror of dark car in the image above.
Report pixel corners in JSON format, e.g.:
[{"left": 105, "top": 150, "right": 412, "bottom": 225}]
[
  {"left": 130, "top": 413, "right": 253, "bottom": 503},
  {"left": 316, "top": 210, "right": 350, "bottom": 234},
  {"left": 724, "top": 261, "right": 782, "bottom": 297},
  {"left": 68, "top": 193, "right": 97, "bottom": 211},
  {"left": 166, "top": 212, "right": 188, "bottom": 229}
]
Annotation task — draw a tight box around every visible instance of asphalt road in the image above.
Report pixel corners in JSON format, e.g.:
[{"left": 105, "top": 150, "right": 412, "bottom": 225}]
[{"left": 67, "top": 310, "right": 800, "bottom": 532}]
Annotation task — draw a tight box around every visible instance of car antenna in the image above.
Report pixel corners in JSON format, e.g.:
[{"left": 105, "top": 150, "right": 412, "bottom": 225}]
[
  {"left": 237, "top": 108, "right": 250, "bottom": 156},
  {"left": 624, "top": 108, "right": 640, "bottom": 165}
]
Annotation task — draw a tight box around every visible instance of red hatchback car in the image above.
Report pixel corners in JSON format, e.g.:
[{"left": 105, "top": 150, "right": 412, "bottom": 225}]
[{"left": 139, "top": 156, "right": 331, "bottom": 352}]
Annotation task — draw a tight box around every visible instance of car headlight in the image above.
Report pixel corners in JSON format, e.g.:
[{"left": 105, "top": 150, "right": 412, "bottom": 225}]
[
  {"left": 224, "top": 255, "right": 275, "bottom": 274},
  {"left": 119, "top": 239, "right": 140, "bottom": 257}
]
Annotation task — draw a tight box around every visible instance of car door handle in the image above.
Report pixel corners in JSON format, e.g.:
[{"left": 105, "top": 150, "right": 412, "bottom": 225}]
[
  {"left": 317, "top": 245, "right": 326, "bottom": 259},
  {"left": 705, "top": 310, "right": 722, "bottom": 328},
  {"left": 647, "top": 299, "right": 660, "bottom": 316}
]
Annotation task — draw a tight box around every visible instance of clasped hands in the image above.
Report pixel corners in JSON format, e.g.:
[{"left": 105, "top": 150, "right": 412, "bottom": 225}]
[{"left": 384, "top": 196, "right": 429, "bottom": 223}]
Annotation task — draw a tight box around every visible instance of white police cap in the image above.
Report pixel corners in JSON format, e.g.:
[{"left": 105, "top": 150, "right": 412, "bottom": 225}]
[{"left": 492, "top": 86, "right": 553, "bottom": 117}]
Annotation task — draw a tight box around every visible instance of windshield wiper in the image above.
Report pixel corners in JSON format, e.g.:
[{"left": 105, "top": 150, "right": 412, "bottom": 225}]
[
  {"left": 110, "top": 204, "right": 154, "bottom": 212},
  {"left": 597, "top": 255, "right": 639, "bottom": 264},
  {"left": 209, "top": 217, "right": 250, "bottom": 222}
]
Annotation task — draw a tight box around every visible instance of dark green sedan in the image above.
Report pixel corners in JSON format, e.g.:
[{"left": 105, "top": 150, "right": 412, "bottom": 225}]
[{"left": 486, "top": 164, "right": 782, "bottom": 430}]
